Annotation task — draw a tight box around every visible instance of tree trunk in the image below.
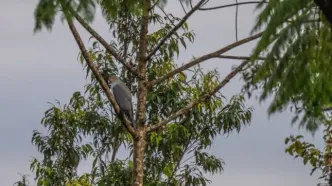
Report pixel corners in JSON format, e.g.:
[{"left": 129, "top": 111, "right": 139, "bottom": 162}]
[
  {"left": 132, "top": 0, "right": 150, "bottom": 184},
  {"left": 132, "top": 129, "right": 146, "bottom": 186}
]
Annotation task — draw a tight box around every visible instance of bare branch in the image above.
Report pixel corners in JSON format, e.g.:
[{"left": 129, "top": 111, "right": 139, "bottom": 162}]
[
  {"left": 157, "top": 4, "right": 176, "bottom": 27},
  {"left": 68, "top": 7, "right": 140, "bottom": 78},
  {"left": 235, "top": 0, "right": 239, "bottom": 41},
  {"left": 147, "top": 60, "right": 249, "bottom": 132},
  {"left": 148, "top": 32, "right": 263, "bottom": 88},
  {"left": 149, "top": 0, "right": 161, "bottom": 11},
  {"left": 217, "top": 55, "right": 266, "bottom": 60},
  {"left": 199, "top": 1, "right": 268, "bottom": 11},
  {"left": 179, "top": 0, "right": 187, "bottom": 14},
  {"left": 63, "top": 9, "right": 136, "bottom": 137},
  {"left": 145, "top": 0, "right": 207, "bottom": 62},
  {"left": 136, "top": 0, "right": 150, "bottom": 126}
]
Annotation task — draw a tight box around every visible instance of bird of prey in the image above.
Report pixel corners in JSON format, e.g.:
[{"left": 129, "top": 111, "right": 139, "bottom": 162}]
[{"left": 108, "top": 75, "right": 135, "bottom": 127}]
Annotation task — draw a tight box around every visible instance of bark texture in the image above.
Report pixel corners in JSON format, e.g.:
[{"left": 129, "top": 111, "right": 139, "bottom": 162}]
[
  {"left": 132, "top": 129, "right": 146, "bottom": 186},
  {"left": 132, "top": 0, "right": 150, "bottom": 185}
]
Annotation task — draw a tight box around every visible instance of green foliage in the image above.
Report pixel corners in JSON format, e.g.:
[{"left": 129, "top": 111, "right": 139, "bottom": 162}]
[
  {"left": 34, "top": 0, "right": 96, "bottom": 32},
  {"left": 20, "top": 2, "right": 255, "bottom": 185},
  {"left": 33, "top": 0, "right": 192, "bottom": 33},
  {"left": 65, "top": 174, "right": 92, "bottom": 186},
  {"left": 245, "top": 2, "right": 332, "bottom": 185},
  {"left": 13, "top": 174, "right": 30, "bottom": 186},
  {"left": 283, "top": 118, "right": 332, "bottom": 184},
  {"left": 285, "top": 135, "right": 322, "bottom": 169},
  {"left": 243, "top": 0, "right": 332, "bottom": 133}
]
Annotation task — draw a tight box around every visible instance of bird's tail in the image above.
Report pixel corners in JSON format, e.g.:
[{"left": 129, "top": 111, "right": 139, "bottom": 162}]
[{"left": 123, "top": 109, "right": 135, "bottom": 128}]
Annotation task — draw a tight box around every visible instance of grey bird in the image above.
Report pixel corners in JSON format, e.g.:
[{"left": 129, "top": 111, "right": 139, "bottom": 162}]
[{"left": 108, "top": 75, "right": 135, "bottom": 127}]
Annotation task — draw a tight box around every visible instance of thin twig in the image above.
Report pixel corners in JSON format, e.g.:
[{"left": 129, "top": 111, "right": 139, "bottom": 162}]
[
  {"left": 189, "top": 0, "right": 194, "bottom": 9},
  {"left": 235, "top": 0, "right": 239, "bottom": 41},
  {"left": 157, "top": 4, "right": 176, "bottom": 27},
  {"left": 179, "top": 0, "right": 187, "bottom": 14},
  {"left": 145, "top": 0, "right": 207, "bottom": 62},
  {"left": 199, "top": 1, "right": 268, "bottom": 11},
  {"left": 147, "top": 32, "right": 263, "bottom": 88},
  {"left": 217, "top": 55, "right": 266, "bottom": 60},
  {"left": 149, "top": 0, "right": 161, "bottom": 11},
  {"left": 147, "top": 59, "right": 250, "bottom": 132},
  {"left": 68, "top": 7, "right": 140, "bottom": 78}
]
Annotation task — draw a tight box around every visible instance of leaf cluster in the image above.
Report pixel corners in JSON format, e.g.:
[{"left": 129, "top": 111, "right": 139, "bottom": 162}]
[
  {"left": 284, "top": 118, "right": 332, "bottom": 185},
  {"left": 243, "top": 0, "right": 332, "bottom": 133}
]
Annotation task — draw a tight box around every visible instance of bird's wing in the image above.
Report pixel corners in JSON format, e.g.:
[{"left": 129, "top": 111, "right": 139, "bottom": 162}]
[
  {"left": 118, "top": 81, "right": 132, "bottom": 100},
  {"left": 112, "top": 84, "right": 132, "bottom": 111}
]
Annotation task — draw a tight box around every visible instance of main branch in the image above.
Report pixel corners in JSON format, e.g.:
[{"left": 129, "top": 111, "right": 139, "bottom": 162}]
[
  {"left": 148, "top": 32, "right": 262, "bottom": 88},
  {"left": 132, "top": 0, "right": 151, "bottom": 186},
  {"left": 147, "top": 59, "right": 249, "bottom": 132},
  {"left": 145, "top": 0, "right": 207, "bottom": 62},
  {"left": 67, "top": 7, "right": 140, "bottom": 78},
  {"left": 63, "top": 10, "right": 136, "bottom": 137}
]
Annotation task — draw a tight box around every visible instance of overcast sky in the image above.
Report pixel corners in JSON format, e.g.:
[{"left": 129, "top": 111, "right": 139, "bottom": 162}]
[{"left": 0, "top": 0, "right": 326, "bottom": 185}]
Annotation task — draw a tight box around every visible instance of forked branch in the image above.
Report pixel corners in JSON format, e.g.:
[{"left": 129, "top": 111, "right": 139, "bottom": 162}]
[
  {"left": 147, "top": 32, "right": 262, "bottom": 88},
  {"left": 68, "top": 7, "right": 140, "bottom": 78},
  {"left": 147, "top": 59, "right": 250, "bottom": 132},
  {"left": 145, "top": 0, "right": 207, "bottom": 62},
  {"left": 63, "top": 10, "right": 136, "bottom": 137}
]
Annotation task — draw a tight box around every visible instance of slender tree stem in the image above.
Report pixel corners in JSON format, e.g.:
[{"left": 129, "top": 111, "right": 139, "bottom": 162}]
[{"left": 199, "top": 1, "right": 268, "bottom": 11}]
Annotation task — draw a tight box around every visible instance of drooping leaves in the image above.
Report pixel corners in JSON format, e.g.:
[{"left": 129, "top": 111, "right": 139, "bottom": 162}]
[{"left": 244, "top": 0, "right": 332, "bottom": 133}]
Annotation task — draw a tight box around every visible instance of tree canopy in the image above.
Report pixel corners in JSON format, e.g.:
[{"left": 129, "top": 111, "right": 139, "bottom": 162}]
[
  {"left": 18, "top": 0, "right": 332, "bottom": 185},
  {"left": 21, "top": 0, "right": 261, "bottom": 185}
]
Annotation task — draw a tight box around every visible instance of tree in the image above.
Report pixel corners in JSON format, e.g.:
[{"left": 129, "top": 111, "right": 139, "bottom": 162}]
[{"left": 27, "top": 0, "right": 262, "bottom": 185}]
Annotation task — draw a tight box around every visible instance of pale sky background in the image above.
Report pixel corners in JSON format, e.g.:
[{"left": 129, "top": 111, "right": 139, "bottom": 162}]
[{"left": 0, "top": 0, "right": 327, "bottom": 185}]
